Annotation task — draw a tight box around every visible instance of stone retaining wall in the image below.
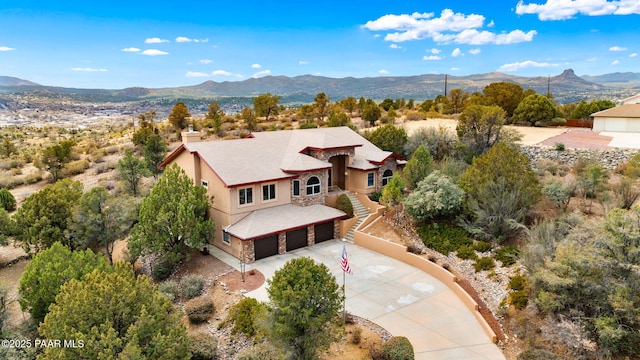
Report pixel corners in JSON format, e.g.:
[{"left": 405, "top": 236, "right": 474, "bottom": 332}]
[{"left": 521, "top": 145, "right": 637, "bottom": 170}]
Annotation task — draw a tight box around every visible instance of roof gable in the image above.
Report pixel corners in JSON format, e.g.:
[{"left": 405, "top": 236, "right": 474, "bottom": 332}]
[{"left": 592, "top": 104, "right": 640, "bottom": 118}]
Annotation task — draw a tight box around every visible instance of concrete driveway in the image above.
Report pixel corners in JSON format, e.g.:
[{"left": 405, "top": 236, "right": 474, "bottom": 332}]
[{"left": 229, "top": 240, "right": 505, "bottom": 360}]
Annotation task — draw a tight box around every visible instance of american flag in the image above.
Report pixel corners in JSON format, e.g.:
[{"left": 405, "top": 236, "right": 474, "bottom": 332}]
[{"left": 341, "top": 244, "right": 353, "bottom": 275}]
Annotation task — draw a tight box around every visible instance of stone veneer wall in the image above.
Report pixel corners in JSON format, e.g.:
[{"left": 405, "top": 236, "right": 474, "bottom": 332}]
[
  {"left": 290, "top": 170, "right": 328, "bottom": 206},
  {"left": 243, "top": 240, "right": 255, "bottom": 263},
  {"left": 308, "top": 148, "right": 355, "bottom": 161},
  {"left": 376, "top": 158, "right": 400, "bottom": 191},
  {"left": 521, "top": 145, "right": 637, "bottom": 170}
]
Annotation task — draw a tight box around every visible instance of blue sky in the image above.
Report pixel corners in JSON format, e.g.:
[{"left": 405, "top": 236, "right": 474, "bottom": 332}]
[{"left": 1, "top": 0, "right": 639, "bottom": 89}]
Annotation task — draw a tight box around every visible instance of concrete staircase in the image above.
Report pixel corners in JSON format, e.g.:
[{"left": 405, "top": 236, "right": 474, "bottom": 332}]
[{"left": 344, "top": 192, "right": 371, "bottom": 243}]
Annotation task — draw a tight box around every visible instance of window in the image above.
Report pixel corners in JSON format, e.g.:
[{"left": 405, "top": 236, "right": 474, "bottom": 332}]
[
  {"left": 292, "top": 179, "right": 300, "bottom": 197},
  {"left": 382, "top": 169, "right": 393, "bottom": 186},
  {"left": 306, "top": 176, "right": 321, "bottom": 195},
  {"left": 201, "top": 180, "right": 209, "bottom": 189},
  {"left": 367, "top": 173, "right": 375, "bottom": 187},
  {"left": 239, "top": 187, "right": 253, "bottom": 205},
  {"left": 222, "top": 230, "right": 231, "bottom": 245},
  {"left": 262, "top": 183, "right": 276, "bottom": 201}
]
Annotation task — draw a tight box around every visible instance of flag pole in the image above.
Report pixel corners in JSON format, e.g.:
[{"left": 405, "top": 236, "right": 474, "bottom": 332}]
[{"left": 343, "top": 265, "right": 346, "bottom": 325}]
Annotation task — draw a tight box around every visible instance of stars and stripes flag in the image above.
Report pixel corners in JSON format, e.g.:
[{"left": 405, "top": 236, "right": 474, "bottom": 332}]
[{"left": 341, "top": 244, "right": 353, "bottom": 275}]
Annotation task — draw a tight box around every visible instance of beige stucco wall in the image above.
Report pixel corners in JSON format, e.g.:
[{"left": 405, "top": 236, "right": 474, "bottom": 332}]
[{"left": 347, "top": 168, "right": 377, "bottom": 194}]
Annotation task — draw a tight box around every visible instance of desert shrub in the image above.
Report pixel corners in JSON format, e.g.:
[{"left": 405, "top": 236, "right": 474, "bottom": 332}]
[
  {"left": 550, "top": 117, "right": 567, "bottom": 126},
  {"left": 351, "top": 326, "right": 362, "bottom": 344},
  {"left": 298, "top": 122, "right": 318, "bottom": 129},
  {"left": 456, "top": 245, "right": 477, "bottom": 260},
  {"left": 94, "top": 162, "right": 110, "bottom": 174},
  {"left": 554, "top": 142, "right": 565, "bottom": 151},
  {"left": 542, "top": 180, "right": 572, "bottom": 209},
  {"left": 151, "top": 260, "right": 173, "bottom": 281},
  {"left": 235, "top": 342, "right": 288, "bottom": 360},
  {"left": 473, "top": 257, "right": 495, "bottom": 272},
  {"left": 509, "top": 290, "right": 529, "bottom": 310},
  {"left": 472, "top": 241, "right": 492, "bottom": 253},
  {"left": 226, "top": 297, "right": 265, "bottom": 337},
  {"left": 369, "top": 191, "right": 382, "bottom": 202},
  {"left": 495, "top": 245, "right": 520, "bottom": 267},
  {"left": 180, "top": 274, "right": 205, "bottom": 299},
  {"left": 0, "top": 188, "right": 16, "bottom": 212},
  {"left": 418, "top": 223, "right": 472, "bottom": 255},
  {"left": 0, "top": 175, "right": 22, "bottom": 189},
  {"left": 158, "top": 280, "right": 179, "bottom": 302},
  {"left": 509, "top": 275, "right": 528, "bottom": 291},
  {"left": 23, "top": 172, "right": 42, "bottom": 185},
  {"left": 403, "top": 171, "right": 464, "bottom": 222},
  {"left": 406, "top": 244, "right": 422, "bottom": 254},
  {"left": 185, "top": 296, "right": 215, "bottom": 324},
  {"left": 404, "top": 110, "right": 423, "bottom": 121},
  {"left": 378, "top": 336, "right": 414, "bottom": 360},
  {"left": 188, "top": 332, "right": 218, "bottom": 360},
  {"left": 63, "top": 159, "right": 90, "bottom": 176},
  {"left": 335, "top": 194, "right": 354, "bottom": 218},
  {"left": 517, "top": 347, "right": 559, "bottom": 360}
]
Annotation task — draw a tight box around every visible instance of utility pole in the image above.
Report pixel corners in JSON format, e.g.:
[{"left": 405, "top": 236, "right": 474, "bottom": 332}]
[{"left": 444, "top": 74, "right": 448, "bottom": 96}]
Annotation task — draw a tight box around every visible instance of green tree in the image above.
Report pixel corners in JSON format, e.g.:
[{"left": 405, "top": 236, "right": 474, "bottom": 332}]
[
  {"left": 14, "top": 179, "right": 83, "bottom": 252},
  {"left": 404, "top": 126, "right": 457, "bottom": 162},
  {"left": 458, "top": 142, "right": 540, "bottom": 242},
  {"left": 448, "top": 88, "right": 469, "bottom": 114},
  {"left": 253, "top": 93, "right": 281, "bottom": 122},
  {"left": 402, "top": 145, "right": 434, "bottom": 190},
  {"left": 168, "top": 102, "right": 191, "bottom": 131},
  {"left": 482, "top": 81, "right": 525, "bottom": 119},
  {"left": 132, "top": 111, "right": 157, "bottom": 146},
  {"left": 0, "top": 208, "right": 15, "bottom": 245},
  {"left": 0, "top": 137, "right": 17, "bottom": 158},
  {"left": 366, "top": 124, "right": 408, "bottom": 158},
  {"left": 129, "top": 164, "right": 214, "bottom": 272},
  {"left": 313, "top": 92, "right": 330, "bottom": 122},
  {"left": 577, "top": 163, "right": 609, "bottom": 214},
  {"left": 339, "top": 96, "right": 358, "bottom": 116},
  {"left": 362, "top": 101, "right": 382, "bottom": 126},
  {"left": 0, "top": 188, "right": 16, "bottom": 212},
  {"left": 241, "top": 107, "right": 258, "bottom": 132},
  {"left": 36, "top": 140, "right": 76, "bottom": 182},
  {"left": 205, "top": 101, "right": 224, "bottom": 135},
  {"left": 19, "top": 242, "right": 111, "bottom": 322},
  {"left": 144, "top": 134, "right": 168, "bottom": 175},
  {"left": 39, "top": 263, "right": 189, "bottom": 359},
  {"left": 380, "top": 98, "right": 395, "bottom": 111},
  {"left": 404, "top": 171, "right": 464, "bottom": 222},
  {"left": 570, "top": 99, "right": 616, "bottom": 119},
  {"left": 67, "top": 187, "right": 140, "bottom": 264},
  {"left": 267, "top": 257, "right": 343, "bottom": 360},
  {"left": 327, "top": 110, "right": 351, "bottom": 128},
  {"left": 117, "top": 150, "right": 149, "bottom": 196},
  {"left": 456, "top": 104, "right": 506, "bottom": 158},
  {"left": 512, "top": 94, "right": 558, "bottom": 126},
  {"left": 381, "top": 173, "right": 405, "bottom": 225}
]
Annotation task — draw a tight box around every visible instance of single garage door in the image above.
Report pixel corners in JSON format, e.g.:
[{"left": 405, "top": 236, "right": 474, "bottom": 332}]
[
  {"left": 286, "top": 228, "right": 308, "bottom": 252},
  {"left": 314, "top": 221, "right": 334, "bottom": 243},
  {"left": 254, "top": 235, "right": 278, "bottom": 260}
]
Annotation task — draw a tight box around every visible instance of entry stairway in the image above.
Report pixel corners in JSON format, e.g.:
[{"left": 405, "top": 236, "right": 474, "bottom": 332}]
[{"left": 343, "top": 192, "right": 371, "bottom": 243}]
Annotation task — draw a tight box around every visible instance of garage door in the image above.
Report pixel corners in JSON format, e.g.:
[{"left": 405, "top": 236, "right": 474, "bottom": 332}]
[
  {"left": 314, "top": 221, "right": 334, "bottom": 243},
  {"left": 286, "top": 228, "right": 308, "bottom": 252},
  {"left": 254, "top": 235, "right": 278, "bottom": 260}
]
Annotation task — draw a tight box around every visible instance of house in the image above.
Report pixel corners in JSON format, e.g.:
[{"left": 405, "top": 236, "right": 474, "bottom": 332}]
[
  {"left": 159, "top": 126, "right": 404, "bottom": 263},
  {"left": 621, "top": 93, "right": 640, "bottom": 105},
  {"left": 591, "top": 104, "right": 640, "bottom": 132}
]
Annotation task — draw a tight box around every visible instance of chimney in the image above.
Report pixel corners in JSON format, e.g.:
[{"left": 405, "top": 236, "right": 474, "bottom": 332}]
[{"left": 181, "top": 125, "right": 201, "bottom": 144}]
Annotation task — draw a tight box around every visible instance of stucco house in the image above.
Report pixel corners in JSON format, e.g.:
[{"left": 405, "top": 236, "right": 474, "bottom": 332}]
[
  {"left": 592, "top": 104, "right": 640, "bottom": 132},
  {"left": 621, "top": 93, "right": 640, "bottom": 105},
  {"left": 159, "top": 126, "right": 404, "bottom": 263}
]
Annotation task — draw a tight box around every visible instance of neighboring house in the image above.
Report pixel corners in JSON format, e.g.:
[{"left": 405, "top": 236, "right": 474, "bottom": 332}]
[
  {"left": 160, "top": 126, "right": 404, "bottom": 263},
  {"left": 621, "top": 93, "right": 640, "bottom": 105},
  {"left": 592, "top": 104, "right": 640, "bottom": 132}
]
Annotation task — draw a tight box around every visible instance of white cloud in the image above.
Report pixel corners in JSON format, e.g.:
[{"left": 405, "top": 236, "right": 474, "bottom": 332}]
[
  {"left": 451, "top": 67, "right": 460, "bottom": 71},
  {"left": 379, "top": 69, "right": 389, "bottom": 74},
  {"left": 498, "top": 60, "right": 559, "bottom": 72},
  {"left": 251, "top": 64, "right": 262, "bottom": 69},
  {"left": 469, "top": 48, "right": 481, "bottom": 55},
  {"left": 612, "top": 59, "right": 620, "bottom": 65},
  {"left": 451, "top": 48, "right": 463, "bottom": 57},
  {"left": 145, "top": 37, "right": 169, "bottom": 44},
  {"left": 587, "top": 56, "right": 598, "bottom": 61},
  {"left": 141, "top": 49, "right": 169, "bottom": 56},
  {"left": 516, "top": 0, "right": 640, "bottom": 21},
  {"left": 253, "top": 70, "right": 271, "bottom": 78},
  {"left": 212, "top": 70, "right": 233, "bottom": 76},
  {"left": 487, "top": 20, "right": 495, "bottom": 27},
  {"left": 0, "top": 46, "right": 15, "bottom": 51},
  {"left": 176, "top": 36, "right": 192, "bottom": 43},
  {"left": 389, "top": 43, "right": 402, "bottom": 49},
  {"left": 609, "top": 45, "right": 628, "bottom": 51},
  {"left": 186, "top": 71, "right": 210, "bottom": 77},
  {"left": 429, "top": 48, "right": 441, "bottom": 54},
  {"left": 200, "top": 59, "right": 213, "bottom": 64},
  {"left": 630, "top": 53, "right": 638, "bottom": 58},
  {"left": 423, "top": 55, "right": 442, "bottom": 61},
  {"left": 71, "top": 67, "right": 108, "bottom": 72},
  {"left": 363, "top": 9, "right": 535, "bottom": 45},
  {"left": 299, "top": 60, "right": 309, "bottom": 65},
  {"left": 122, "top": 47, "right": 140, "bottom": 52}
]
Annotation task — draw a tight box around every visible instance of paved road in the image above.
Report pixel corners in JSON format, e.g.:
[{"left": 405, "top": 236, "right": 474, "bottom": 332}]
[{"left": 213, "top": 240, "right": 505, "bottom": 360}]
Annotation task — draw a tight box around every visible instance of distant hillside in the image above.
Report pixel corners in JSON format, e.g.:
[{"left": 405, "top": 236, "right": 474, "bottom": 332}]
[{"left": 1, "top": 69, "right": 639, "bottom": 104}]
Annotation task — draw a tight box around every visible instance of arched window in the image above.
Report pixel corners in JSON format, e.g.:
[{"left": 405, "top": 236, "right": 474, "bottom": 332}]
[
  {"left": 382, "top": 169, "right": 393, "bottom": 186},
  {"left": 306, "top": 176, "right": 321, "bottom": 195}
]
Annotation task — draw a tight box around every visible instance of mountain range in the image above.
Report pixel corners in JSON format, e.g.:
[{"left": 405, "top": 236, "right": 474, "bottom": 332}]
[{"left": 2, "top": 69, "right": 640, "bottom": 105}]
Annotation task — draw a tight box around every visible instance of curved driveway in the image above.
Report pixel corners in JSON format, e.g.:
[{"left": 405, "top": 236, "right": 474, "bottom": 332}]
[{"left": 234, "top": 240, "right": 505, "bottom": 360}]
